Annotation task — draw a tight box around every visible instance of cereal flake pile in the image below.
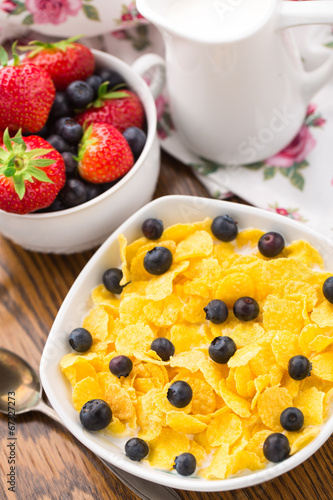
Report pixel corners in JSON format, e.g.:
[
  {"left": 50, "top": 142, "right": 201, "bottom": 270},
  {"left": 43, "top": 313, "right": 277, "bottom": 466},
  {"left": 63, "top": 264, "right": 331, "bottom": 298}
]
[{"left": 60, "top": 217, "right": 333, "bottom": 479}]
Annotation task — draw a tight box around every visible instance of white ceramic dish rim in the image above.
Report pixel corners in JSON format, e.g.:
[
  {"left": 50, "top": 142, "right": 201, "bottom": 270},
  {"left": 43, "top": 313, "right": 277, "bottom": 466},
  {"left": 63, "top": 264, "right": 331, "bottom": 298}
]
[
  {"left": 40, "top": 195, "right": 333, "bottom": 492},
  {"left": 0, "top": 49, "right": 157, "bottom": 220}
]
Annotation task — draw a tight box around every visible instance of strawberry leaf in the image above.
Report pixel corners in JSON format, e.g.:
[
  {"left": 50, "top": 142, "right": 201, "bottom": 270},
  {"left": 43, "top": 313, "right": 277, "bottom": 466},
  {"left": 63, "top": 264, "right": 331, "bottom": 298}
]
[
  {"left": 24, "top": 148, "right": 53, "bottom": 159},
  {"left": 12, "top": 41, "right": 20, "bottom": 66},
  {"left": 3, "top": 167, "right": 16, "bottom": 177},
  {"left": 3, "top": 129, "right": 13, "bottom": 152},
  {"left": 31, "top": 159, "right": 54, "bottom": 167},
  {"left": 0, "top": 46, "right": 8, "bottom": 67},
  {"left": 13, "top": 174, "right": 25, "bottom": 200},
  {"left": 26, "top": 166, "right": 53, "bottom": 183}
]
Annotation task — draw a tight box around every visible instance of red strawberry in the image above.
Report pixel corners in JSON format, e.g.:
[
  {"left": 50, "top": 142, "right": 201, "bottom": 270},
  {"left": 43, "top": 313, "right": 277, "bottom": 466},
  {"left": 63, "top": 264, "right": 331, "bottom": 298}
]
[
  {"left": 0, "top": 129, "right": 66, "bottom": 214},
  {"left": 77, "top": 123, "right": 134, "bottom": 183},
  {"left": 21, "top": 36, "right": 95, "bottom": 91},
  {"left": 76, "top": 83, "right": 145, "bottom": 133},
  {"left": 0, "top": 44, "right": 55, "bottom": 134}
]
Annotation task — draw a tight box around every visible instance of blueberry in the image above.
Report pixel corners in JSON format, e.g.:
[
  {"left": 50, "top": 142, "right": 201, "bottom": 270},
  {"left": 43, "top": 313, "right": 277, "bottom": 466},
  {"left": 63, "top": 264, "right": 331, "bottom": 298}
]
[
  {"left": 150, "top": 338, "right": 175, "bottom": 361},
  {"left": 61, "top": 152, "right": 78, "bottom": 177},
  {"left": 141, "top": 218, "right": 163, "bottom": 240},
  {"left": 204, "top": 299, "right": 228, "bottom": 324},
  {"left": 100, "top": 180, "right": 119, "bottom": 192},
  {"left": 173, "top": 453, "right": 196, "bottom": 476},
  {"left": 109, "top": 355, "right": 133, "bottom": 378},
  {"left": 35, "top": 124, "right": 49, "bottom": 139},
  {"left": 69, "top": 327, "right": 93, "bottom": 352},
  {"left": 49, "top": 92, "right": 72, "bottom": 120},
  {"left": 263, "top": 433, "right": 290, "bottom": 463},
  {"left": 85, "top": 75, "right": 102, "bottom": 99},
  {"left": 85, "top": 183, "right": 103, "bottom": 201},
  {"left": 46, "top": 134, "right": 71, "bottom": 153},
  {"left": 66, "top": 80, "right": 94, "bottom": 109},
  {"left": 56, "top": 117, "right": 83, "bottom": 144},
  {"left": 123, "top": 127, "right": 147, "bottom": 161},
  {"left": 288, "top": 355, "right": 312, "bottom": 380},
  {"left": 208, "top": 336, "right": 236, "bottom": 364},
  {"left": 280, "top": 407, "right": 304, "bottom": 432},
  {"left": 80, "top": 399, "right": 112, "bottom": 431},
  {"left": 233, "top": 297, "right": 259, "bottom": 321},
  {"left": 125, "top": 438, "right": 149, "bottom": 461},
  {"left": 167, "top": 381, "right": 192, "bottom": 408},
  {"left": 258, "top": 231, "right": 285, "bottom": 258},
  {"left": 211, "top": 215, "right": 238, "bottom": 242},
  {"left": 323, "top": 276, "right": 333, "bottom": 304},
  {"left": 98, "top": 69, "right": 126, "bottom": 90},
  {"left": 143, "top": 246, "right": 173, "bottom": 275},
  {"left": 102, "top": 268, "right": 124, "bottom": 294},
  {"left": 59, "top": 179, "right": 87, "bottom": 208}
]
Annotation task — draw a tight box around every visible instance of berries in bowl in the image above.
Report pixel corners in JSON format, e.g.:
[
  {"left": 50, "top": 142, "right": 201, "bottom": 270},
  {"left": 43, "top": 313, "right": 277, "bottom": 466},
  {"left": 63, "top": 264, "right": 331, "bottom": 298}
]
[
  {"left": 41, "top": 195, "right": 333, "bottom": 492},
  {"left": 0, "top": 40, "right": 163, "bottom": 253}
]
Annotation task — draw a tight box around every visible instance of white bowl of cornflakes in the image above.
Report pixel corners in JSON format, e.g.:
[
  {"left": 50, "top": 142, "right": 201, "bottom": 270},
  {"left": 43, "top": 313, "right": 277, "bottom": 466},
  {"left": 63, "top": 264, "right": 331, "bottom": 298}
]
[{"left": 40, "top": 195, "right": 333, "bottom": 491}]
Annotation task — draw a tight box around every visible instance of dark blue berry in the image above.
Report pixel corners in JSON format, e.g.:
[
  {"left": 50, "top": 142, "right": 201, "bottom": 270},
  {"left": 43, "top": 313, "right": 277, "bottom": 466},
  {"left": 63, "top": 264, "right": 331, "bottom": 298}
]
[
  {"left": 211, "top": 215, "right": 238, "bottom": 242},
  {"left": 143, "top": 246, "right": 173, "bottom": 275},
  {"left": 109, "top": 355, "right": 133, "bottom": 378},
  {"left": 85, "top": 75, "right": 102, "bottom": 99},
  {"left": 49, "top": 92, "right": 72, "bottom": 120},
  {"left": 102, "top": 268, "right": 124, "bottom": 294},
  {"left": 59, "top": 179, "right": 87, "bottom": 208},
  {"left": 46, "top": 134, "right": 71, "bottom": 153},
  {"left": 98, "top": 69, "right": 126, "bottom": 90},
  {"left": 204, "top": 300, "right": 228, "bottom": 324},
  {"left": 85, "top": 183, "right": 103, "bottom": 201},
  {"left": 66, "top": 80, "right": 94, "bottom": 109},
  {"left": 258, "top": 231, "right": 285, "bottom": 258},
  {"left": 233, "top": 297, "right": 259, "bottom": 321},
  {"left": 125, "top": 438, "right": 149, "bottom": 461},
  {"left": 80, "top": 399, "right": 112, "bottom": 431},
  {"left": 150, "top": 338, "right": 175, "bottom": 361},
  {"left": 288, "top": 355, "right": 312, "bottom": 380},
  {"left": 280, "top": 407, "right": 304, "bottom": 432},
  {"left": 69, "top": 327, "right": 93, "bottom": 352},
  {"left": 123, "top": 127, "right": 147, "bottom": 161},
  {"left": 61, "top": 152, "right": 78, "bottom": 177},
  {"left": 167, "top": 381, "right": 192, "bottom": 408},
  {"left": 323, "top": 276, "right": 333, "bottom": 304},
  {"left": 142, "top": 218, "right": 163, "bottom": 240},
  {"left": 174, "top": 453, "right": 196, "bottom": 476},
  {"left": 100, "top": 180, "right": 119, "bottom": 192},
  {"left": 209, "top": 336, "right": 236, "bottom": 364},
  {"left": 263, "top": 433, "right": 290, "bottom": 463},
  {"left": 56, "top": 117, "right": 83, "bottom": 144}
]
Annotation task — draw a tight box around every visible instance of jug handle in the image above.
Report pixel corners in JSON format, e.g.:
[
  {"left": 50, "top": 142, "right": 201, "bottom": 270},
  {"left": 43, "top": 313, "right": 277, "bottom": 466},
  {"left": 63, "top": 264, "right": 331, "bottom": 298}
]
[
  {"left": 278, "top": 1, "right": 333, "bottom": 101},
  {"left": 132, "top": 53, "right": 166, "bottom": 100}
]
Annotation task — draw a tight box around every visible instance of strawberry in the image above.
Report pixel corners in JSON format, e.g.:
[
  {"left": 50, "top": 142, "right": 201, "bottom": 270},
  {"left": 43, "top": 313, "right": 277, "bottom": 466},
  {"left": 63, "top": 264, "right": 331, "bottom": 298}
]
[
  {"left": 77, "top": 123, "right": 134, "bottom": 183},
  {"left": 21, "top": 36, "right": 95, "bottom": 91},
  {"left": 0, "top": 129, "right": 66, "bottom": 214},
  {"left": 0, "top": 44, "right": 55, "bottom": 134},
  {"left": 75, "top": 83, "right": 145, "bottom": 133}
]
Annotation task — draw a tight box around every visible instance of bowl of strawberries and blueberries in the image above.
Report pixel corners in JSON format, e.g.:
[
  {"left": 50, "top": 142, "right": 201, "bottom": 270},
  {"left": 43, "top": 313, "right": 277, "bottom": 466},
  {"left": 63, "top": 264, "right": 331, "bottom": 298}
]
[{"left": 0, "top": 36, "right": 147, "bottom": 215}]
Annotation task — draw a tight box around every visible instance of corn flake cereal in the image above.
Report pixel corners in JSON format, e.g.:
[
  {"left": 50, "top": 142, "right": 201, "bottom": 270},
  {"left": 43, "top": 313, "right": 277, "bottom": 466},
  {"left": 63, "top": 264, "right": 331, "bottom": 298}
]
[{"left": 60, "top": 218, "right": 333, "bottom": 481}]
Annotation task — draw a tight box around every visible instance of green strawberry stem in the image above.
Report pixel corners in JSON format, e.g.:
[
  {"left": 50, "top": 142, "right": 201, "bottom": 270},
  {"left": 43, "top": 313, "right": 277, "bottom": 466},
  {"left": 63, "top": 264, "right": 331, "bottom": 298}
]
[
  {"left": 76, "top": 125, "right": 96, "bottom": 163},
  {"left": 19, "top": 35, "right": 84, "bottom": 57},
  {"left": 0, "top": 129, "right": 54, "bottom": 200},
  {"left": 0, "top": 41, "right": 20, "bottom": 67},
  {"left": 88, "top": 81, "right": 129, "bottom": 109}
]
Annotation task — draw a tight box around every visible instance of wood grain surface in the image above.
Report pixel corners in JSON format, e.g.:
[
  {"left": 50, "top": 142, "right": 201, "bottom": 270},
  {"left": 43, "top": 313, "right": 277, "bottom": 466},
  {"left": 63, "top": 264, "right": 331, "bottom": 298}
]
[{"left": 0, "top": 152, "right": 332, "bottom": 500}]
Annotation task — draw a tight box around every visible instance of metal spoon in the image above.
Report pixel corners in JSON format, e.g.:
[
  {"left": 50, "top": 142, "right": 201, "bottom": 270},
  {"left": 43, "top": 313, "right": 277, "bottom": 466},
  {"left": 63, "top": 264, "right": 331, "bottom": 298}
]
[{"left": 0, "top": 348, "right": 181, "bottom": 500}]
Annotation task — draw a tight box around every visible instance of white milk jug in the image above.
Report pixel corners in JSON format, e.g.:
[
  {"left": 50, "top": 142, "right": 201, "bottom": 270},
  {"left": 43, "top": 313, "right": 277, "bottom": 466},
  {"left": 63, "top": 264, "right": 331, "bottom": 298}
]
[{"left": 135, "top": 0, "right": 333, "bottom": 164}]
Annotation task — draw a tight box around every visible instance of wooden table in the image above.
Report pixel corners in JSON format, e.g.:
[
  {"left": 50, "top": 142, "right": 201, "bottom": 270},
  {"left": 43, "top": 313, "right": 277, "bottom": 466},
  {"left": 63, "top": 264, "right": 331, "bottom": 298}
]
[{"left": 0, "top": 152, "right": 332, "bottom": 500}]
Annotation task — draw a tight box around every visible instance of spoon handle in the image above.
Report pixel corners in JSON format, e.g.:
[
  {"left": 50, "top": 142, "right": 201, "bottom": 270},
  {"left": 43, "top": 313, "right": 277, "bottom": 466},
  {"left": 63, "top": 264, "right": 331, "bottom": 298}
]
[{"left": 35, "top": 401, "right": 181, "bottom": 500}]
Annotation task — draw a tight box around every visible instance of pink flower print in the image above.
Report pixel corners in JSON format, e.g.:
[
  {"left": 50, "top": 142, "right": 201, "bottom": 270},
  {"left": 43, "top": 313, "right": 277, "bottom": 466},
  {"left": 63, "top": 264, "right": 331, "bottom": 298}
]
[
  {"left": 265, "top": 125, "right": 316, "bottom": 168},
  {"left": 275, "top": 208, "right": 289, "bottom": 216},
  {"left": 306, "top": 103, "right": 317, "bottom": 117},
  {"left": 1, "top": 0, "right": 16, "bottom": 13},
  {"left": 155, "top": 94, "right": 167, "bottom": 122},
  {"left": 25, "top": 0, "right": 82, "bottom": 25},
  {"left": 312, "top": 117, "right": 326, "bottom": 127},
  {"left": 111, "top": 29, "right": 129, "bottom": 40},
  {"left": 121, "top": 12, "right": 133, "bottom": 22}
]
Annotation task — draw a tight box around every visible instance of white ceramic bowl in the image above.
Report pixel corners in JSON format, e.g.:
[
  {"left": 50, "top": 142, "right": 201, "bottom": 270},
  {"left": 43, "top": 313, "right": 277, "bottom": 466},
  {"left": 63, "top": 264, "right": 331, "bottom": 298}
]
[
  {"left": 40, "top": 195, "right": 333, "bottom": 492},
  {"left": 0, "top": 49, "right": 161, "bottom": 254}
]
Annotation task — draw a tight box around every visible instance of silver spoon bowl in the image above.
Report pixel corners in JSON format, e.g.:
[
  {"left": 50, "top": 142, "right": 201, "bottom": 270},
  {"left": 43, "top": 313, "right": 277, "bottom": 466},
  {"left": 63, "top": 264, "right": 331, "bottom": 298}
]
[{"left": 0, "top": 347, "right": 180, "bottom": 500}]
